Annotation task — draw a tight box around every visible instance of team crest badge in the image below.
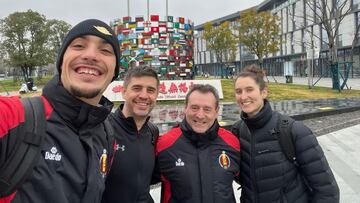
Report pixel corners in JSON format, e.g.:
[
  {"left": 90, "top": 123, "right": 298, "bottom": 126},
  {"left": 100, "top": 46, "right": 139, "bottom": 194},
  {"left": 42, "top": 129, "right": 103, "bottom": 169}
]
[
  {"left": 94, "top": 26, "right": 112, "bottom": 36},
  {"left": 99, "top": 149, "right": 108, "bottom": 178},
  {"left": 218, "top": 151, "right": 231, "bottom": 169}
]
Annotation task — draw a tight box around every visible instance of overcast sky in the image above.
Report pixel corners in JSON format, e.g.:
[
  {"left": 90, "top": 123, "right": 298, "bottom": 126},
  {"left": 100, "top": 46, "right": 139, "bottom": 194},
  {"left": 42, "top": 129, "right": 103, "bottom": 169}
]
[{"left": 1, "top": 0, "right": 264, "bottom": 26}]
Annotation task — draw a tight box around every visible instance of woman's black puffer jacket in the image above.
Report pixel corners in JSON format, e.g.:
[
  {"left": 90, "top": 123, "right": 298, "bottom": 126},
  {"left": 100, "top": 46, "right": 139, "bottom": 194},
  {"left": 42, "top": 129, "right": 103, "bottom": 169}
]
[{"left": 232, "top": 100, "right": 339, "bottom": 203}]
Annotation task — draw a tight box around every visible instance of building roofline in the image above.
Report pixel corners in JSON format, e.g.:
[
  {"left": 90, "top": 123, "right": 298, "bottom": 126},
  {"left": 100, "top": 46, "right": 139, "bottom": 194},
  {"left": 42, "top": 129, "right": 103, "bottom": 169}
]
[
  {"left": 257, "top": 0, "right": 288, "bottom": 11},
  {"left": 194, "top": 6, "right": 257, "bottom": 30}
]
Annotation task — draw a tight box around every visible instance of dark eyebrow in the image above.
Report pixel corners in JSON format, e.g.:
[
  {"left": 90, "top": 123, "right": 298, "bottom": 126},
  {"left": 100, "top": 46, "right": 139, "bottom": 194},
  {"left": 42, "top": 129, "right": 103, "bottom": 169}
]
[{"left": 147, "top": 86, "right": 157, "bottom": 90}]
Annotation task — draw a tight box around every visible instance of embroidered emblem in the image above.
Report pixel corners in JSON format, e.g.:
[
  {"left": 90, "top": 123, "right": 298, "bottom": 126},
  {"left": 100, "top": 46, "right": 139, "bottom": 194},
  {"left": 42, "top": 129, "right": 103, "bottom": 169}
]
[
  {"left": 100, "top": 149, "right": 108, "bottom": 178},
  {"left": 94, "top": 26, "right": 112, "bottom": 35},
  {"left": 116, "top": 144, "right": 125, "bottom": 151},
  {"left": 218, "top": 151, "right": 230, "bottom": 169},
  {"left": 45, "top": 146, "right": 62, "bottom": 161},
  {"left": 175, "top": 158, "right": 185, "bottom": 166}
]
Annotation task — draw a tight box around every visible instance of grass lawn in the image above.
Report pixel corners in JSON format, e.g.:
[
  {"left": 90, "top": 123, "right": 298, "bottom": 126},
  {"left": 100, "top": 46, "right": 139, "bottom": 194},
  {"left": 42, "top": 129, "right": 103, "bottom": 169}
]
[
  {"left": 221, "top": 79, "right": 360, "bottom": 102},
  {"left": 0, "top": 76, "right": 53, "bottom": 92}
]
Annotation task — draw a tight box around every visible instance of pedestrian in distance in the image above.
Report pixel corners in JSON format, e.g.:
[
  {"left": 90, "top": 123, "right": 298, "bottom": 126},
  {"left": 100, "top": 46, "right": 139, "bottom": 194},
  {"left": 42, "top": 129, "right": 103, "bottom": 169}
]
[
  {"left": 156, "top": 84, "right": 241, "bottom": 203},
  {"left": 0, "top": 19, "right": 120, "bottom": 203},
  {"left": 232, "top": 64, "right": 339, "bottom": 203},
  {"left": 102, "top": 66, "right": 160, "bottom": 203}
]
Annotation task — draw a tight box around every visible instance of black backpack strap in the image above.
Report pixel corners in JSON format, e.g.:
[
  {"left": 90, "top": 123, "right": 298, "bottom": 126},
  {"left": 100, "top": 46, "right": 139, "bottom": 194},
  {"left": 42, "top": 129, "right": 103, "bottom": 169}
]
[
  {"left": 277, "top": 114, "right": 314, "bottom": 193},
  {"left": 277, "top": 114, "right": 298, "bottom": 166},
  {"left": 148, "top": 122, "right": 159, "bottom": 146},
  {"left": 0, "top": 96, "right": 46, "bottom": 197},
  {"left": 232, "top": 119, "right": 249, "bottom": 139},
  {"left": 231, "top": 120, "right": 242, "bottom": 138}
]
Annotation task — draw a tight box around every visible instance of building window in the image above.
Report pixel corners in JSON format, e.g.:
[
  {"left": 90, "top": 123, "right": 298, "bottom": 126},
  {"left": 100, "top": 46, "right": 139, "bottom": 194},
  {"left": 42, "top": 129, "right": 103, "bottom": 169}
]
[
  {"left": 321, "top": 26, "right": 329, "bottom": 49},
  {"left": 286, "top": 7, "right": 289, "bottom": 33},
  {"left": 356, "top": 12, "right": 360, "bottom": 42},
  {"left": 290, "top": 32, "right": 294, "bottom": 54},
  {"left": 292, "top": 3, "right": 295, "bottom": 30},
  {"left": 338, "top": 34, "right": 343, "bottom": 47},
  {"left": 281, "top": 9, "right": 284, "bottom": 34},
  {"left": 301, "top": 29, "right": 305, "bottom": 52},
  {"left": 303, "top": 0, "right": 307, "bottom": 27},
  {"left": 354, "top": 0, "right": 360, "bottom": 8}
]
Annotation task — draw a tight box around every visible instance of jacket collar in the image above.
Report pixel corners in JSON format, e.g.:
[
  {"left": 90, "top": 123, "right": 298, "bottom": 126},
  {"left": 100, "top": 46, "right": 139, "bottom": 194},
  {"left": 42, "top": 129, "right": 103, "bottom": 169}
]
[
  {"left": 180, "top": 118, "right": 219, "bottom": 147},
  {"left": 111, "top": 104, "right": 151, "bottom": 133},
  {"left": 42, "top": 76, "right": 113, "bottom": 132},
  {"left": 241, "top": 99, "right": 272, "bottom": 129}
]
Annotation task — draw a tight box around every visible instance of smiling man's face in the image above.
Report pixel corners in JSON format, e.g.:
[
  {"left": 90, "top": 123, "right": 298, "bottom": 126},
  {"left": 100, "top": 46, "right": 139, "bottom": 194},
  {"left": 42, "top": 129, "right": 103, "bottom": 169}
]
[
  {"left": 121, "top": 76, "right": 159, "bottom": 120},
  {"left": 184, "top": 91, "right": 219, "bottom": 133},
  {"left": 60, "top": 35, "right": 116, "bottom": 105}
]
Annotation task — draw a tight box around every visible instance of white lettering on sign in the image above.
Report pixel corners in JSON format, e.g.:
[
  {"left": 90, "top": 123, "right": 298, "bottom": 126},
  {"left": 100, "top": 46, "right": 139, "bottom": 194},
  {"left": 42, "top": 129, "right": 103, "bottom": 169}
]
[{"left": 104, "top": 80, "right": 224, "bottom": 101}]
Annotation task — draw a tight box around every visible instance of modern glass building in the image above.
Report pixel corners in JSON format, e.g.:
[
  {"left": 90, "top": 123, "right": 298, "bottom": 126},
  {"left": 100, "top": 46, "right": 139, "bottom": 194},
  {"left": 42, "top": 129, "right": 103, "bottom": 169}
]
[{"left": 194, "top": 0, "right": 360, "bottom": 78}]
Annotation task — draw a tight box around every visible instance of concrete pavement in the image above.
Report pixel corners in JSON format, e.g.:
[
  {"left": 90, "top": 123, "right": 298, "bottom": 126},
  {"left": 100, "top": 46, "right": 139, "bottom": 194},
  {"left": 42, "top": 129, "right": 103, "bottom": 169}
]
[
  {"left": 318, "top": 124, "right": 360, "bottom": 203},
  {"left": 150, "top": 124, "right": 360, "bottom": 203}
]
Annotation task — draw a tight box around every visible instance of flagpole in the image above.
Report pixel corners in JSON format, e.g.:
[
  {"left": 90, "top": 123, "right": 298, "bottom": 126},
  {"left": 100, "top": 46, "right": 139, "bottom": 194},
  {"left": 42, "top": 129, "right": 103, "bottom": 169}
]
[
  {"left": 166, "top": 0, "right": 168, "bottom": 19},
  {"left": 127, "top": 0, "right": 130, "bottom": 17},
  {"left": 147, "top": 0, "right": 149, "bottom": 21}
]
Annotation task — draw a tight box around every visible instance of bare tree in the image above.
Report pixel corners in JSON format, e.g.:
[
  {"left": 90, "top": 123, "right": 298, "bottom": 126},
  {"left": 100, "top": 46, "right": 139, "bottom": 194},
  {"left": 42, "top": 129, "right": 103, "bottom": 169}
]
[{"left": 289, "top": 0, "right": 352, "bottom": 89}]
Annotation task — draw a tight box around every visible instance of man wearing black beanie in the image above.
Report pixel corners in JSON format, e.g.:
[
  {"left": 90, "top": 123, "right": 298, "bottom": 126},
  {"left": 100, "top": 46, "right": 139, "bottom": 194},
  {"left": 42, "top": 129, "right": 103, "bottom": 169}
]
[{"left": 0, "top": 19, "right": 119, "bottom": 203}]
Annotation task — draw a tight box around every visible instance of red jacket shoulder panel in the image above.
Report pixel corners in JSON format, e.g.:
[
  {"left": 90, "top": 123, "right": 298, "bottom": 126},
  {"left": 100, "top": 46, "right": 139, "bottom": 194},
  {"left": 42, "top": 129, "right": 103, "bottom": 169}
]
[
  {"left": 41, "top": 96, "right": 53, "bottom": 120},
  {"left": 0, "top": 191, "right": 16, "bottom": 203},
  {"left": 0, "top": 96, "right": 53, "bottom": 137},
  {"left": 0, "top": 96, "right": 25, "bottom": 137},
  {"left": 218, "top": 128, "right": 240, "bottom": 152},
  {"left": 156, "top": 127, "right": 182, "bottom": 155}
]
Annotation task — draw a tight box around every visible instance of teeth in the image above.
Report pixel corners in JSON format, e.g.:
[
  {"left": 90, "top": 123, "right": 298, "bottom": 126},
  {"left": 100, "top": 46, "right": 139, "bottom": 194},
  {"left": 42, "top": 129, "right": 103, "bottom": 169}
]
[
  {"left": 77, "top": 67, "right": 100, "bottom": 76},
  {"left": 135, "top": 101, "right": 149, "bottom": 106},
  {"left": 194, "top": 120, "right": 206, "bottom": 124}
]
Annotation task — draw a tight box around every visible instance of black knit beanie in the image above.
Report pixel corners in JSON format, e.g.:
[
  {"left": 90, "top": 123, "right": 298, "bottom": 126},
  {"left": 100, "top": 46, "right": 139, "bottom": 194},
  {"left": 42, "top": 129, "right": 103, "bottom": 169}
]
[{"left": 56, "top": 19, "right": 120, "bottom": 81}]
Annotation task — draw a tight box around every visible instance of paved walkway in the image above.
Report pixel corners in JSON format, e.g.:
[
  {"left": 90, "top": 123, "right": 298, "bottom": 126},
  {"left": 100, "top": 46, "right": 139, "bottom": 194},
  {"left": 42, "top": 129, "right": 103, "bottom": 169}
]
[
  {"left": 318, "top": 124, "right": 360, "bottom": 203},
  {"left": 267, "top": 76, "right": 360, "bottom": 90},
  {"left": 150, "top": 124, "right": 360, "bottom": 203}
]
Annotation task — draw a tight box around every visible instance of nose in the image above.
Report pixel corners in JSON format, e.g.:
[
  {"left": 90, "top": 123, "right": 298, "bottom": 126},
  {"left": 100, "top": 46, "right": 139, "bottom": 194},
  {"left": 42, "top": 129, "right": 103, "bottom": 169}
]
[
  {"left": 195, "top": 109, "right": 206, "bottom": 119},
  {"left": 239, "top": 91, "right": 249, "bottom": 100},
  {"left": 138, "top": 89, "right": 149, "bottom": 99},
  {"left": 82, "top": 45, "right": 99, "bottom": 61}
]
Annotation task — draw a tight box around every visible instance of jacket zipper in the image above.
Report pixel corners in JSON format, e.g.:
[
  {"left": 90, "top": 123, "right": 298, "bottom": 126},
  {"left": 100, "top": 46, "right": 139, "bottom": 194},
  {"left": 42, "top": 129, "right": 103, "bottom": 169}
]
[{"left": 135, "top": 130, "right": 141, "bottom": 201}]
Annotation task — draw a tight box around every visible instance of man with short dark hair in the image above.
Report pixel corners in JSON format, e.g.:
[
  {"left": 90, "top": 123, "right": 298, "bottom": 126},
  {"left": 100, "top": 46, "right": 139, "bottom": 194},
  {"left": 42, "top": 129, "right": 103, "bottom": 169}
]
[
  {"left": 0, "top": 19, "right": 120, "bottom": 203},
  {"left": 156, "top": 84, "right": 241, "bottom": 203},
  {"left": 102, "top": 66, "right": 160, "bottom": 203}
]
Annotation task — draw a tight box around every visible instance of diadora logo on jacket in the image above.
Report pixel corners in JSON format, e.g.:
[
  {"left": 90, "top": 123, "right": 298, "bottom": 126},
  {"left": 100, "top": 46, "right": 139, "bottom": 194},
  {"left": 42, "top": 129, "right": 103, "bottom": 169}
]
[
  {"left": 175, "top": 158, "right": 185, "bottom": 166},
  {"left": 45, "top": 147, "right": 62, "bottom": 161}
]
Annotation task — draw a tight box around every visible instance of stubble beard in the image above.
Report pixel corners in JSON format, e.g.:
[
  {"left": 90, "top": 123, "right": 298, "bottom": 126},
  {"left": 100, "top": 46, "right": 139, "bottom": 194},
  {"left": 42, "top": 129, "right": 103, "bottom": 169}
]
[{"left": 70, "top": 85, "right": 102, "bottom": 99}]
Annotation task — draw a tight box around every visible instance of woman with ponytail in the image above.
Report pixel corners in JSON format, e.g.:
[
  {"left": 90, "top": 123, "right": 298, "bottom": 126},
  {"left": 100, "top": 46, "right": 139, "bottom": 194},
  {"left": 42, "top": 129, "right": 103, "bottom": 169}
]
[{"left": 232, "top": 64, "right": 339, "bottom": 203}]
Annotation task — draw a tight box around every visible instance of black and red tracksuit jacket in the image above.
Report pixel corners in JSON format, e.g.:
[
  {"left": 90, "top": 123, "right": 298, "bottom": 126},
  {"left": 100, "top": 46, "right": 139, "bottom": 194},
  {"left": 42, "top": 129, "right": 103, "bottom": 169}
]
[
  {"left": 102, "top": 105, "right": 156, "bottom": 203},
  {"left": 0, "top": 76, "right": 114, "bottom": 203},
  {"left": 156, "top": 120, "right": 240, "bottom": 203}
]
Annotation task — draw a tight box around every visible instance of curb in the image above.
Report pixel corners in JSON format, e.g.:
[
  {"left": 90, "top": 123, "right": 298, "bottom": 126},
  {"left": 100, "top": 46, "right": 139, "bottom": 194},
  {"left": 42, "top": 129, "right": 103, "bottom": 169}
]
[
  {"left": 221, "top": 105, "right": 360, "bottom": 131},
  {"left": 290, "top": 106, "right": 360, "bottom": 121}
]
